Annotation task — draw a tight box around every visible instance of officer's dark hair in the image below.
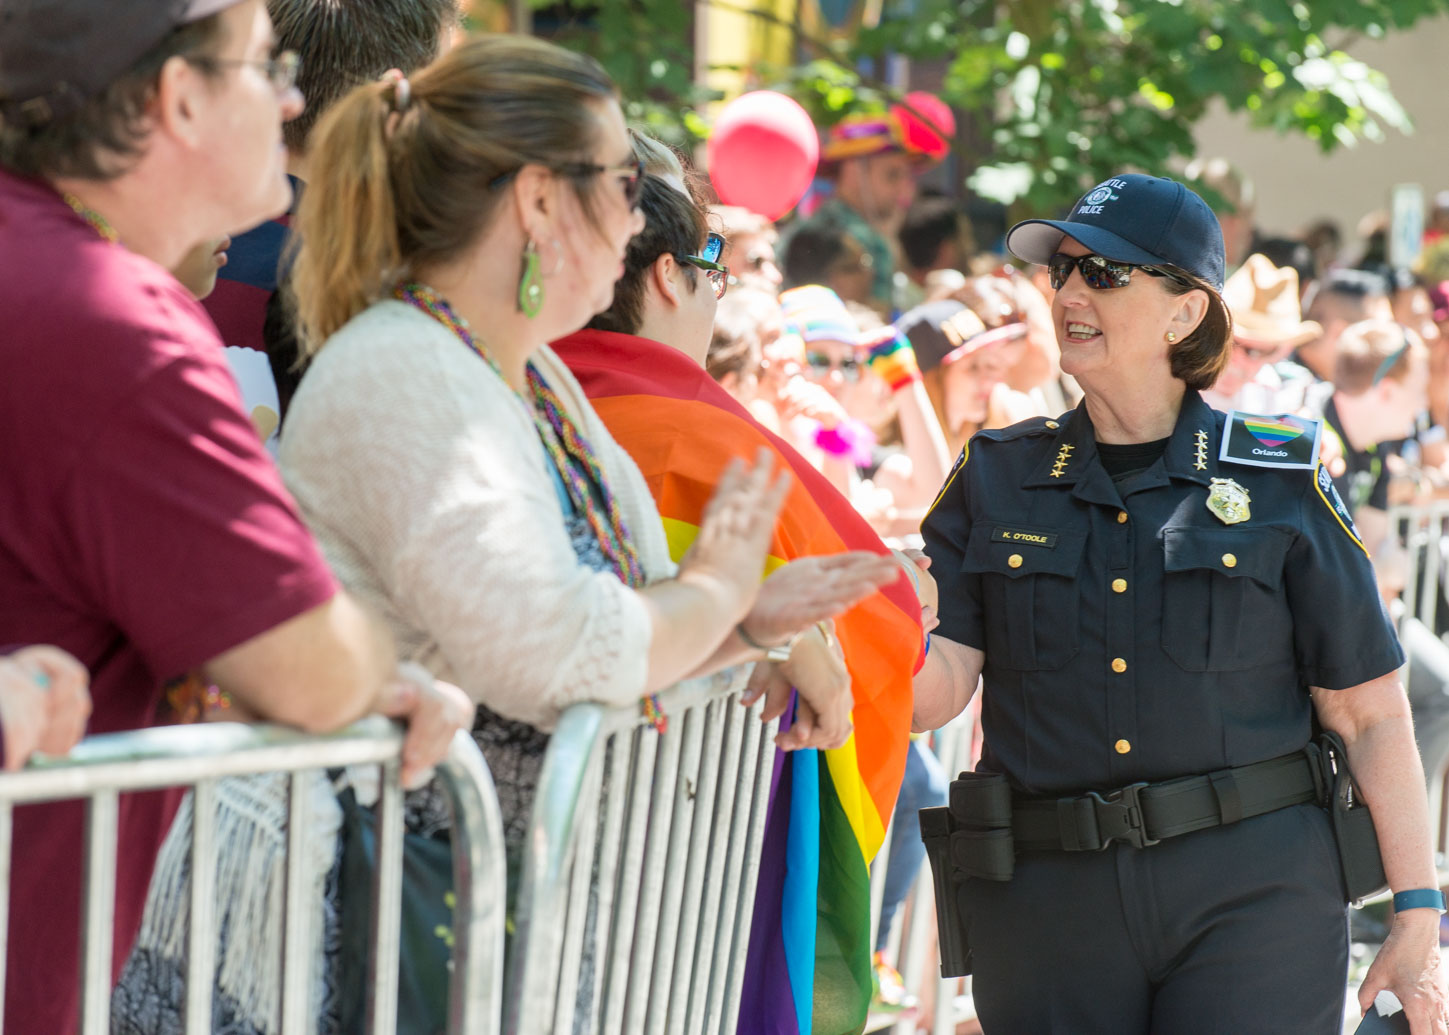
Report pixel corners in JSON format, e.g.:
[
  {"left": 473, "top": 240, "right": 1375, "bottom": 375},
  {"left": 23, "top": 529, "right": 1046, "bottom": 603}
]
[
  {"left": 899, "top": 194, "right": 967, "bottom": 272},
  {"left": 268, "top": 0, "right": 459, "bottom": 154},
  {"left": 585, "top": 173, "right": 705, "bottom": 337},
  {"left": 1161, "top": 274, "right": 1233, "bottom": 391},
  {"left": 0, "top": 16, "right": 227, "bottom": 181}
]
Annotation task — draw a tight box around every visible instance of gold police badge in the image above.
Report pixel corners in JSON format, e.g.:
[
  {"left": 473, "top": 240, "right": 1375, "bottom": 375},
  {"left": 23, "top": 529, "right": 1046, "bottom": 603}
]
[{"left": 1206, "top": 477, "right": 1251, "bottom": 525}]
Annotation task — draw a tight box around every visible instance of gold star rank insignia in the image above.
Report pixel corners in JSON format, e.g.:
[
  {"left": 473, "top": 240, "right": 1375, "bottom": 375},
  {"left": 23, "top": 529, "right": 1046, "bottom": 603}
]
[
  {"left": 1049, "top": 443, "right": 1074, "bottom": 478},
  {"left": 1194, "top": 430, "right": 1209, "bottom": 471}
]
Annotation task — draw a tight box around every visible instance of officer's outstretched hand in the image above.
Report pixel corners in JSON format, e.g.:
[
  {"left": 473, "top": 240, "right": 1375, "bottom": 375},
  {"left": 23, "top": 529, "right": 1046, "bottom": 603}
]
[{"left": 1358, "top": 911, "right": 1449, "bottom": 1035}]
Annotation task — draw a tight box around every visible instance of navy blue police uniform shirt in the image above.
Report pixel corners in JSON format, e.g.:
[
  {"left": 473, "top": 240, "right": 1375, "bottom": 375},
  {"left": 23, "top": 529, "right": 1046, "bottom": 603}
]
[{"left": 921, "top": 390, "right": 1404, "bottom": 797}]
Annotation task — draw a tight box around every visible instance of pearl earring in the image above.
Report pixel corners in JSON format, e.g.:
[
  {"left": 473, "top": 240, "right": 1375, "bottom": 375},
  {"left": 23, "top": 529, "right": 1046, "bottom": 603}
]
[{"left": 1166, "top": 331, "right": 1178, "bottom": 343}]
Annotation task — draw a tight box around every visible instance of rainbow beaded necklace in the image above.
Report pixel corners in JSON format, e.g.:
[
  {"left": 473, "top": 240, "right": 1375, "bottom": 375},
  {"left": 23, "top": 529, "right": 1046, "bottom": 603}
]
[{"left": 394, "top": 282, "right": 666, "bottom": 733}]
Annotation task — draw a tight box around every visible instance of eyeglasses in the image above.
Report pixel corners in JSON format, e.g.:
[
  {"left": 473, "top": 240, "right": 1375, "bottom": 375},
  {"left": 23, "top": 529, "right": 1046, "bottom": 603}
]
[
  {"left": 1046, "top": 252, "right": 1192, "bottom": 292},
  {"left": 680, "top": 232, "right": 729, "bottom": 299},
  {"left": 805, "top": 349, "right": 862, "bottom": 381},
  {"left": 189, "top": 50, "right": 300, "bottom": 94},
  {"left": 489, "top": 157, "right": 646, "bottom": 211}
]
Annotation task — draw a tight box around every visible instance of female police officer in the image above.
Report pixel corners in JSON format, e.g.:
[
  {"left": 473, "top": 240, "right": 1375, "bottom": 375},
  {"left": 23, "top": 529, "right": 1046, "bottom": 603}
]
[{"left": 913, "top": 174, "right": 1449, "bottom": 1033}]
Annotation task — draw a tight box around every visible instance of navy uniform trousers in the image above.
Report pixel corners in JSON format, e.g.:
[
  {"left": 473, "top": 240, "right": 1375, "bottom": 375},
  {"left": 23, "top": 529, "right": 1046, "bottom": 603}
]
[{"left": 924, "top": 392, "right": 1405, "bottom": 1033}]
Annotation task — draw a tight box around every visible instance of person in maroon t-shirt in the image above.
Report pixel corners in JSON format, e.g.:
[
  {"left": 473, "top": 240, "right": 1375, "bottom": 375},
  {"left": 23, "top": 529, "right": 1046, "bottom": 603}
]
[{"left": 0, "top": 2, "right": 474, "bottom": 1031}]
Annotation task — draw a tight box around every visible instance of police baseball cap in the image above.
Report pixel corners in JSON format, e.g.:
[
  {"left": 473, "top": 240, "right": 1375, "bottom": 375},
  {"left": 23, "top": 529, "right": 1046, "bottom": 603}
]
[
  {"left": 0, "top": 0, "right": 243, "bottom": 123},
  {"left": 1005, "top": 174, "right": 1227, "bottom": 292}
]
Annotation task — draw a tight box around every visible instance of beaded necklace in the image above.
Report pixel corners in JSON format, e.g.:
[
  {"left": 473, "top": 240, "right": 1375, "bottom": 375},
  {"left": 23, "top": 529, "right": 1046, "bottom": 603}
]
[
  {"left": 394, "top": 282, "right": 666, "bottom": 733},
  {"left": 61, "top": 192, "right": 120, "bottom": 243}
]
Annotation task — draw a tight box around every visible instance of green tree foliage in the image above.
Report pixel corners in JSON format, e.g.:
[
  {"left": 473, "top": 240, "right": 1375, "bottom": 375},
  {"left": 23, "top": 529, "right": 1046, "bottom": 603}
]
[
  {"left": 857, "top": 0, "right": 1446, "bottom": 212},
  {"left": 534, "top": 0, "right": 1448, "bottom": 213}
]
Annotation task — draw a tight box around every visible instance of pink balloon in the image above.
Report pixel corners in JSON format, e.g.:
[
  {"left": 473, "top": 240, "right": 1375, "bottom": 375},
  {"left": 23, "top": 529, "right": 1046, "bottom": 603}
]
[
  {"left": 707, "top": 91, "right": 820, "bottom": 221},
  {"left": 893, "top": 91, "right": 955, "bottom": 159}
]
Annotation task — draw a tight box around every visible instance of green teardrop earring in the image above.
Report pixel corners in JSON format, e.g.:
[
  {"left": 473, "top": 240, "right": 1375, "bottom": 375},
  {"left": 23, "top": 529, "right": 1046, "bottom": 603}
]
[{"left": 517, "top": 238, "right": 544, "bottom": 317}]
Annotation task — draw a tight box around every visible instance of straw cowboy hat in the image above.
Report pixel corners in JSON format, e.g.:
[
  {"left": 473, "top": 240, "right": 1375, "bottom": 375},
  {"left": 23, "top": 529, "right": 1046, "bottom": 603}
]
[{"left": 1222, "top": 253, "right": 1322, "bottom": 348}]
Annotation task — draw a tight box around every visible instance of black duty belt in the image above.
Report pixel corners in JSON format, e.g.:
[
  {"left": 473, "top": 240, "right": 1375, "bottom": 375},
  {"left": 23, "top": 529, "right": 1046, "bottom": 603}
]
[{"left": 955, "top": 752, "right": 1320, "bottom": 855}]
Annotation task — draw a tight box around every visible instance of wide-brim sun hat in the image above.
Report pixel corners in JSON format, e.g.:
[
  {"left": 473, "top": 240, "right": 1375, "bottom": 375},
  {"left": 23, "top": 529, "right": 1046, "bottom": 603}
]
[{"left": 1222, "top": 253, "right": 1322, "bottom": 349}]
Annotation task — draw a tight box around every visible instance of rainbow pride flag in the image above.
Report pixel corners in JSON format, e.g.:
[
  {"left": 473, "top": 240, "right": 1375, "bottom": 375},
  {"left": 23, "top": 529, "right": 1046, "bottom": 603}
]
[{"left": 553, "top": 330, "right": 921, "bottom": 1034}]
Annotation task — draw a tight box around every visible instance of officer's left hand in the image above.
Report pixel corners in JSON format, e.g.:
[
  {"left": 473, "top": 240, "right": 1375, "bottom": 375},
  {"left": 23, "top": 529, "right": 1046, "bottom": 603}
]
[{"left": 1358, "top": 911, "right": 1449, "bottom": 1034}]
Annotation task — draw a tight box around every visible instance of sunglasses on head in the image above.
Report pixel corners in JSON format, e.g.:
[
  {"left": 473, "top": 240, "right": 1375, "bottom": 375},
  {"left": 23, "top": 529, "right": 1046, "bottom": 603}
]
[
  {"left": 1047, "top": 252, "right": 1192, "bottom": 292},
  {"left": 679, "top": 232, "right": 729, "bottom": 299},
  {"left": 488, "top": 156, "right": 646, "bottom": 211}
]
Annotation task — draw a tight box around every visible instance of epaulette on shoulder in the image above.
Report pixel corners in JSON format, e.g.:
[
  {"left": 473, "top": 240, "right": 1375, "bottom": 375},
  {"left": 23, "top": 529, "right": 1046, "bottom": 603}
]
[
  {"left": 1218, "top": 409, "right": 1322, "bottom": 471},
  {"left": 974, "top": 415, "right": 1059, "bottom": 444}
]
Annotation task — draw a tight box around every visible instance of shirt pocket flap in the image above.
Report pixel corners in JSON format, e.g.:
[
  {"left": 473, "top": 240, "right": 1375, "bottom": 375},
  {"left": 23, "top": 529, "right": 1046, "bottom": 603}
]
[
  {"left": 961, "top": 525, "right": 1087, "bottom": 579},
  {"left": 1161, "top": 527, "right": 1291, "bottom": 591}
]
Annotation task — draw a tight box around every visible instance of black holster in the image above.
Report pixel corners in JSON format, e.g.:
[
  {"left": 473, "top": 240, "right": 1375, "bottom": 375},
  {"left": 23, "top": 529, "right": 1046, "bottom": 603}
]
[
  {"left": 1307, "top": 730, "right": 1388, "bottom": 904},
  {"left": 919, "top": 772, "right": 1016, "bottom": 977}
]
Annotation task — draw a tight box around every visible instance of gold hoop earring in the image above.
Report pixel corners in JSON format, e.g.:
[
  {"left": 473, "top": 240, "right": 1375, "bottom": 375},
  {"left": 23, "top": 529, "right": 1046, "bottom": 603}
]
[{"left": 1165, "top": 331, "right": 1178, "bottom": 343}]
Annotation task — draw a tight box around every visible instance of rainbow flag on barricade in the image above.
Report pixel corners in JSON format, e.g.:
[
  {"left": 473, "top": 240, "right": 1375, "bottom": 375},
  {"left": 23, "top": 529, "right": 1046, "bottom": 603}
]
[{"left": 552, "top": 330, "right": 922, "bottom": 1034}]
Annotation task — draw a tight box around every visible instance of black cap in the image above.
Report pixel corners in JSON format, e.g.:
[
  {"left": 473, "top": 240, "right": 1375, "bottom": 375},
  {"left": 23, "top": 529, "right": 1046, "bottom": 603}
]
[
  {"left": 0, "top": 0, "right": 241, "bottom": 124},
  {"left": 1006, "top": 174, "right": 1227, "bottom": 292}
]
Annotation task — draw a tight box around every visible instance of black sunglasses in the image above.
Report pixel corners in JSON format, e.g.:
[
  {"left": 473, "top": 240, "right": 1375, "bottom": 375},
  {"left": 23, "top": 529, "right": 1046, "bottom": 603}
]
[
  {"left": 679, "top": 232, "right": 729, "bottom": 299},
  {"left": 489, "top": 156, "right": 646, "bottom": 211},
  {"left": 1047, "top": 252, "right": 1192, "bottom": 292}
]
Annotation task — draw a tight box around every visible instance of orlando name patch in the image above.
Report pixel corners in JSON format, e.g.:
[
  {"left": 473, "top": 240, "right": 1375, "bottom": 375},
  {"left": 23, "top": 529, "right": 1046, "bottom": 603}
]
[
  {"left": 992, "top": 527, "right": 1058, "bottom": 548},
  {"left": 1219, "top": 410, "right": 1321, "bottom": 470}
]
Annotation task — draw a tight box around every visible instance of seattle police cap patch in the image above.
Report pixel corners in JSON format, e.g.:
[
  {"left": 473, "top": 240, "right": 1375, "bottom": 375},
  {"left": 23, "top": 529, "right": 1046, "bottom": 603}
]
[{"left": 1219, "top": 410, "right": 1321, "bottom": 470}]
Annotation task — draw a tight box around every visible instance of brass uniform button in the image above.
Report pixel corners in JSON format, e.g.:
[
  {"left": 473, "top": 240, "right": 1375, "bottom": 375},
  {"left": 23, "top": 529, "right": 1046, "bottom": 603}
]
[
  {"left": 1115, "top": 739, "right": 1132, "bottom": 755},
  {"left": 1111, "top": 657, "right": 1127, "bottom": 673},
  {"left": 1222, "top": 553, "right": 1237, "bottom": 568},
  {"left": 1008, "top": 553, "right": 1023, "bottom": 569},
  {"left": 1112, "top": 578, "right": 1127, "bottom": 593},
  {"left": 1045, "top": 420, "right": 1060, "bottom": 430},
  {"left": 1117, "top": 511, "right": 1129, "bottom": 524}
]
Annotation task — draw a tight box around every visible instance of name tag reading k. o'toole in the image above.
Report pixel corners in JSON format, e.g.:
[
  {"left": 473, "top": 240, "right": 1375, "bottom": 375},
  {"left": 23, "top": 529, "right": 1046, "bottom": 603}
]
[{"left": 992, "top": 528, "right": 1058, "bottom": 548}]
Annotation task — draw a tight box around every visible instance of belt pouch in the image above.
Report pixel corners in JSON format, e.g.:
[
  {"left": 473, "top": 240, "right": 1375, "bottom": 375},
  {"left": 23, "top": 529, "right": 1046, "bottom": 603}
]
[
  {"left": 1319, "top": 731, "right": 1389, "bottom": 903},
  {"left": 945, "top": 771, "right": 1015, "bottom": 881},
  {"left": 919, "top": 807, "right": 972, "bottom": 977},
  {"left": 949, "top": 770, "right": 1014, "bottom": 829},
  {"left": 950, "top": 827, "right": 1015, "bottom": 882}
]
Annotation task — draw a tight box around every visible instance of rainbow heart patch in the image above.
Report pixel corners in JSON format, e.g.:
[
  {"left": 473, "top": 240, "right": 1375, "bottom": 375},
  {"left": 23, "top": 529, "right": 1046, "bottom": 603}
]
[{"left": 1243, "top": 416, "right": 1308, "bottom": 447}]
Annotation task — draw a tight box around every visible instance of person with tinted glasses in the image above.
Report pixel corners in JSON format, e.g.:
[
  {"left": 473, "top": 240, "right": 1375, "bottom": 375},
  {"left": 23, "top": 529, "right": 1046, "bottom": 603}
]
[
  {"left": 913, "top": 174, "right": 1447, "bottom": 1032},
  {"left": 278, "top": 37, "right": 899, "bottom": 1000}
]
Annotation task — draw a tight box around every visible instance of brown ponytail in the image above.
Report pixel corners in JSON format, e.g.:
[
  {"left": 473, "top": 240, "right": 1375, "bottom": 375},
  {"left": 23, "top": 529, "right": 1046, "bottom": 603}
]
[{"left": 290, "top": 34, "right": 617, "bottom": 354}]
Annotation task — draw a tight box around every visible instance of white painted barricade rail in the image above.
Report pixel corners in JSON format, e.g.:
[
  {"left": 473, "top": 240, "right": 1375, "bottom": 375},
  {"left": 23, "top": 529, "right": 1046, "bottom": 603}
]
[
  {"left": 0, "top": 717, "right": 506, "bottom": 1035},
  {"left": 506, "top": 672, "right": 774, "bottom": 1035}
]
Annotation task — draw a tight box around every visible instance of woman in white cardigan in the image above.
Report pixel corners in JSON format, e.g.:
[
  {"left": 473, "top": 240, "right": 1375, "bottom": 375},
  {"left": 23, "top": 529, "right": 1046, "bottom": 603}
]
[{"left": 279, "top": 37, "right": 897, "bottom": 858}]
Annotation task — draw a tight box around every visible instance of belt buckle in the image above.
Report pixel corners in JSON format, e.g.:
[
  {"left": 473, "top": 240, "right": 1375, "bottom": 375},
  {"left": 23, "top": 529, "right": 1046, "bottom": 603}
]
[{"left": 1086, "top": 782, "right": 1159, "bottom": 849}]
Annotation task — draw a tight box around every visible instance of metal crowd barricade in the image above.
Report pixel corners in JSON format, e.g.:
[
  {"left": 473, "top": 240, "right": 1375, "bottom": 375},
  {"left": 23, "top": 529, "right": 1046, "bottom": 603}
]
[
  {"left": 505, "top": 671, "right": 774, "bottom": 1035},
  {"left": 866, "top": 703, "right": 980, "bottom": 1035},
  {"left": 1388, "top": 501, "right": 1449, "bottom": 862},
  {"left": 0, "top": 717, "right": 507, "bottom": 1035}
]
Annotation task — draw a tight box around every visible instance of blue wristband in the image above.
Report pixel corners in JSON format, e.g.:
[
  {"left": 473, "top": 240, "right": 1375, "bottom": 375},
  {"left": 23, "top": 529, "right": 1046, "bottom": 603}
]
[{"left": 1392, "top": 889, "right": 1446, "bottom": 913}]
